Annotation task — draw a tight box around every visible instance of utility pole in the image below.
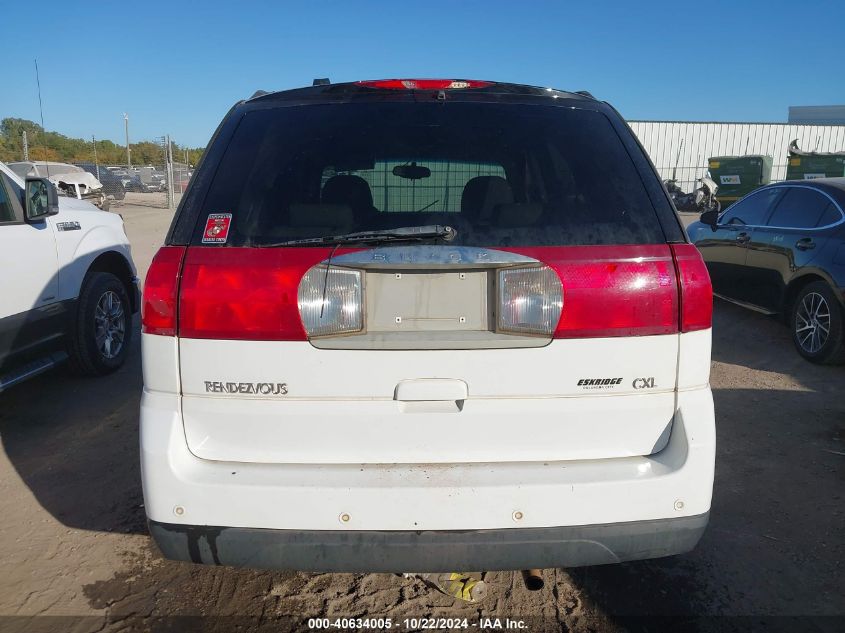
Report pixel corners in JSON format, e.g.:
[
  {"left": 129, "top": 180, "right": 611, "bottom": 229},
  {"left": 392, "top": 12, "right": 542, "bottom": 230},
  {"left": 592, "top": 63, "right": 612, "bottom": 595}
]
[
  {"left": 166, "top": 134, "right": 175, "bottom": 210},
  {"left": 22, "top": 131, "right": 29, "bottom": 160},
  {"left": 92, "top": 135, "right": 99, "bottom": 177},
  {"left": 124, "top": 113, "right": 131, "bottom": 167}
]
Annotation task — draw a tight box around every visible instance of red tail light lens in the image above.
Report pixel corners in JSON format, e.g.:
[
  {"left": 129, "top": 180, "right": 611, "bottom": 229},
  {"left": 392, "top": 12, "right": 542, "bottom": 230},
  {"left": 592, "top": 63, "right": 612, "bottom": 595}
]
[
  {"left": 141, "top": 246, "right": 186, "bottom": 335},
  {"left": 502, "top": 246, "right": 680, "bottom": 338},
  {"left": 356, "top": 79, "right": 492, "bottom": 90},
  {"left": 178, "top": 248, "right": 336, "bottom": 340},
  {"left": 671, "top": 243, "right": 713, "bottom": 332}
]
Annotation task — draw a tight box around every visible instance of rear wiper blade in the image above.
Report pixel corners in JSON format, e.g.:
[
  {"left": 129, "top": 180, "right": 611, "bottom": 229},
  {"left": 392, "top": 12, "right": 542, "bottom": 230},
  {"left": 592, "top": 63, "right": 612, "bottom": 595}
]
[{"left": 261, "top": 225, "right": 457, "bottom": 247}]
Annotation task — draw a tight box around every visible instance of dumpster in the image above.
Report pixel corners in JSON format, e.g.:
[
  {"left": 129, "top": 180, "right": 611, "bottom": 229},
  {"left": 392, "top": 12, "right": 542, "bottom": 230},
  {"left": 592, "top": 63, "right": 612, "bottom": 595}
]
[
  {"left": 707, "top": 155, "right": 772, "bottom": 207},
  {"left": 785, "top": 140, "right": 845, "bottom": 181}
]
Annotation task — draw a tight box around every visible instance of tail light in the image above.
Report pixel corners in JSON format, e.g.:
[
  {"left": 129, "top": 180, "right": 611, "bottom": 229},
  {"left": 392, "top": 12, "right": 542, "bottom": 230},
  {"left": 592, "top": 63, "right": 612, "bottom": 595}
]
[
  {"left": 178, "top": 248, "right": 330, "bottom": 340},
  {"left": 141, "top": 246, "right": 186, "bottom": 336},
  {"left": 671, "top": 244, "right": 713, "bottom": 332},
  {"left": 298, "top": 267, "right": 363, "bottom": 337},
  {"left": 502, "top": 246, "right": 680, "bottom": 338},
  {"left": 497, "top": 266, "right": 563, "bottom": 336}
]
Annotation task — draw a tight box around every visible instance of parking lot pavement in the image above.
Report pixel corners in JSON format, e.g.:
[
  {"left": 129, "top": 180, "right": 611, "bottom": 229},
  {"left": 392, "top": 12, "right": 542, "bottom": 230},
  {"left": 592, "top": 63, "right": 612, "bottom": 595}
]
[{"left": 0, "top": 206, "right": 843, "bottom": 631}]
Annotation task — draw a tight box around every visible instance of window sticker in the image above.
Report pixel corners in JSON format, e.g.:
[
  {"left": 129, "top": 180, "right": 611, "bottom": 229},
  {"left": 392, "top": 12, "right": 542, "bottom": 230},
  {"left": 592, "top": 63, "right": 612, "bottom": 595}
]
[{"left": 202, "top": 213, "right": 232, "bottom": 243}]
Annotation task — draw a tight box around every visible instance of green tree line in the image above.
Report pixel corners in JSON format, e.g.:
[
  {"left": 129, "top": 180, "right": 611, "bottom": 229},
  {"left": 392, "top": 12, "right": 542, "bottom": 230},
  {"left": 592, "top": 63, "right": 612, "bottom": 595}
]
[{"left": 0, "top": 118, "right": 204, "bottom": 167}]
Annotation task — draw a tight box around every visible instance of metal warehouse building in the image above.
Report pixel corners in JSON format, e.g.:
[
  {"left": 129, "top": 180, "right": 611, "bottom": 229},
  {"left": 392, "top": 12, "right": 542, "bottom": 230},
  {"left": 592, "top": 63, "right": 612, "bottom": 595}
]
[{"left": 628, "top": 120, "right": 845, "bottom": 192}]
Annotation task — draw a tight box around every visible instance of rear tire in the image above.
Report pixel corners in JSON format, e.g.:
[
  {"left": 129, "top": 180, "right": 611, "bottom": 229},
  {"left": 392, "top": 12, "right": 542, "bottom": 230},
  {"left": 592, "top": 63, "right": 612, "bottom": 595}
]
[
  {"left": 790, "top": 281, "right": 845, "bottom": 365},
  {"left": 67, "top": 272, "right": 133, "bottom": 375}
]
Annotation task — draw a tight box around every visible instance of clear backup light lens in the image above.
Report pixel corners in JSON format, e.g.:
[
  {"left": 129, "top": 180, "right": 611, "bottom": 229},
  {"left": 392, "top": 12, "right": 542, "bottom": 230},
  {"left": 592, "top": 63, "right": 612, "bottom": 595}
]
[
  {"left": 498, "top": 266, "right": 563, "bottom": 336},
  {"left": 298, "top": 267, "right": 363, "bottom": 337}
]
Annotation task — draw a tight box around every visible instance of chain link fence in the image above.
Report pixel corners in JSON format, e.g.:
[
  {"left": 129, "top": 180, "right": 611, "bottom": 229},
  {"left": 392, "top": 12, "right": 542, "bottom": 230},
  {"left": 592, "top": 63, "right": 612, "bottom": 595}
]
[{"left": 98, "top": 134, "right": 191, "bottom": 210}]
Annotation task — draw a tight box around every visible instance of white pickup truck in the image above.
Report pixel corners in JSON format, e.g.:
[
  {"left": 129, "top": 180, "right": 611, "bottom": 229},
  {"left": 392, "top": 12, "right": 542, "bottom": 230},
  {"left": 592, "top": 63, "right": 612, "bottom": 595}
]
[{"left": 0, "top": 161, "right": 139, "bottom": 391}]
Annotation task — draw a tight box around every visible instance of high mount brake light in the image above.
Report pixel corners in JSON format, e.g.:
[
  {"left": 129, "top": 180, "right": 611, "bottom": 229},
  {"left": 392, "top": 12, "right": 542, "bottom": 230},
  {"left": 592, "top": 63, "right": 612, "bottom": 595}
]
[{"left": 356, "top": 79, "right": 492, "bottom": 90}]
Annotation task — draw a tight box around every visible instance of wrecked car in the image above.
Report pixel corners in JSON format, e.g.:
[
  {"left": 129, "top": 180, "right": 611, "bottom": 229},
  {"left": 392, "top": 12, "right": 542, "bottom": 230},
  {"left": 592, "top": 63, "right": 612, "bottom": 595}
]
[{"left": 7, "top": 161, "right": 111, "bottom": 211}]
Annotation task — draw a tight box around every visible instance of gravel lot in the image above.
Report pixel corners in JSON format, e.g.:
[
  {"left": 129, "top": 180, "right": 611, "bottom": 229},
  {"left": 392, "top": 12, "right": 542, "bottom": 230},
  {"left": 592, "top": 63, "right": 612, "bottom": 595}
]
[{"left": 0, "top": 202, "right": 843, "bottom": 631}]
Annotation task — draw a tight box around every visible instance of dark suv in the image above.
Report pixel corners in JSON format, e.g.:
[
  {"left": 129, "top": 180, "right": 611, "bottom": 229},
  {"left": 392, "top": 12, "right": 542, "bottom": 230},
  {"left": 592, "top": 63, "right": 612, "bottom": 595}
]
[{"left": 141, "top": 79, "right": 715, "bottom": 573}]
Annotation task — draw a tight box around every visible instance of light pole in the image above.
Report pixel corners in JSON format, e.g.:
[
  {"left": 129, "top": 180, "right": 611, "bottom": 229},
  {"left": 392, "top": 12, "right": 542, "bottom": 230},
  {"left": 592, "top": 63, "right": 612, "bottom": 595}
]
[{"left": 124, "top": 113, "right": 131, "bottom": 167}]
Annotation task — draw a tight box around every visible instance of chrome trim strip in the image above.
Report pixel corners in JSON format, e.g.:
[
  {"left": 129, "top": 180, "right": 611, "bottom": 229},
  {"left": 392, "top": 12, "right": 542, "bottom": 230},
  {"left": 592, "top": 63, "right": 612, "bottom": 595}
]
[
  {"left": 718, "top": 183, "right": 845, "bottom": 232},
  {"left": 713, "top": 293, "right": 777, "bottom": 315},
  {"left": 328, "top": 245, "right": 540, "bottom": 268}
]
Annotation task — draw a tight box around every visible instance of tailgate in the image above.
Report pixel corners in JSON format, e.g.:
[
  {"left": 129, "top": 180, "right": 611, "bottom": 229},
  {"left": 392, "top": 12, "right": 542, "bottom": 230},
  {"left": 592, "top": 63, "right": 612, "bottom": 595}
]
[{"left": 177, "top": 244, "right": 681, "bottom": 464}]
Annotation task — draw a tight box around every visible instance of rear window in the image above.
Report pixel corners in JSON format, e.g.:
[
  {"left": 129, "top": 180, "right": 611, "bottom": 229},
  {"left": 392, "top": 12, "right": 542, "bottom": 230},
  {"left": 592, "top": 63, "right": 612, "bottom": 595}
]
[{"left": 194, "top": 102, "right": 664, "bottom": 246}]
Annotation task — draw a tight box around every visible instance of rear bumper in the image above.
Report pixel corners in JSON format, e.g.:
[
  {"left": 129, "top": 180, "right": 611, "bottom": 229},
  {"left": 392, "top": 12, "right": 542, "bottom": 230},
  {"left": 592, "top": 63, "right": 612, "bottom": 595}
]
[
  {"left": 140, "top": 386, "right": 715, "bottom": 569},
  {"left": 149, "top": 513, "right": 709, "bottom": 572}
]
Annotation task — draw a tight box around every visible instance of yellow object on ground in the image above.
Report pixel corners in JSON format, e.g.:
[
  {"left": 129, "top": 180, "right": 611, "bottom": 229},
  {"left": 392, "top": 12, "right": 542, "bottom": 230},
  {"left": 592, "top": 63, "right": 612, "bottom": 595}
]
[{"left": 419, "top": 572, "right": 488, "bottom": 603}]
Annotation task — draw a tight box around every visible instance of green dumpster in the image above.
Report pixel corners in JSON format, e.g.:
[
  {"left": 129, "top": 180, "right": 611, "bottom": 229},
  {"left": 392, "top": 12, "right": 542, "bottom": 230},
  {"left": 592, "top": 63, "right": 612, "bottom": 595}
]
[
  {"left": 707, "top": 155, "right": 773, "bottom": 206},
  {"left": 785, "top": 140, "right": 845, "bottom": 180}
]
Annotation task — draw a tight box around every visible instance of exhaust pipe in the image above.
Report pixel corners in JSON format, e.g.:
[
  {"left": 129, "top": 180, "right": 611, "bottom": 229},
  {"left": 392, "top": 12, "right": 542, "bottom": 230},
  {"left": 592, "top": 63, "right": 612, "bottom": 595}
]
[{"left": 521, "top": 569, "right": 544, "bottom": 591}]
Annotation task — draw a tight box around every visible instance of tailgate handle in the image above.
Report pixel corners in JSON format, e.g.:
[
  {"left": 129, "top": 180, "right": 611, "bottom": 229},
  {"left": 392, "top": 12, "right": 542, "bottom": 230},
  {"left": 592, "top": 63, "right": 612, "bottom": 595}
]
[{"left": 394, "top": 379, "right": 468, "bottom": 402}]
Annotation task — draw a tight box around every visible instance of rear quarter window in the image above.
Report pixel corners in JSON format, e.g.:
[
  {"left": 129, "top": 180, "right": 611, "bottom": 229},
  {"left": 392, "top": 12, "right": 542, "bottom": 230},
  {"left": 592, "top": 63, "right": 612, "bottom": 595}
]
[{"left": 193, "top": 102, "right": 666, "bottom": 247}]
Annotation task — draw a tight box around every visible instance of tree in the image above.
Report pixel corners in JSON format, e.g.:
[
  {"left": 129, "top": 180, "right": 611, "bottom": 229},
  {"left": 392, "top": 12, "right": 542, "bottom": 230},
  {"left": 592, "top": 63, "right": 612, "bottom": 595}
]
[{"left": 0, "top": 117, "right": 205, "bottom": 166}]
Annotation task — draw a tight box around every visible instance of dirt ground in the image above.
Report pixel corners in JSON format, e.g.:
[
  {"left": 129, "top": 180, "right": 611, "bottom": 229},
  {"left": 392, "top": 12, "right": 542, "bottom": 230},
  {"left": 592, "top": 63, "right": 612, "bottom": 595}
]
[{"left": 0, "top": 202, "right": 843, "bottom": 632}]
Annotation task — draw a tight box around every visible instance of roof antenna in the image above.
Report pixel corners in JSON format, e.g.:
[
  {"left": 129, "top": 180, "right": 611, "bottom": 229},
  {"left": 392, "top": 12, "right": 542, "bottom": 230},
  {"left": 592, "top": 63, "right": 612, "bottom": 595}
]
[
  {"left": 313, "top": 78, "right": 330, "bottom": 86},
  {"left": 35, "top": 59, "right": 49, "bottom": 178}
]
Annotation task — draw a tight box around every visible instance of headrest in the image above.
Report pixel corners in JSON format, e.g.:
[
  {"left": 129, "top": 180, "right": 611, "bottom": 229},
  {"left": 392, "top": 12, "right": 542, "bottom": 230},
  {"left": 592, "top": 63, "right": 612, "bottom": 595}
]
[
  {"left": 461, "top": 176, "right": 513, "bottom": 221},
  {"left": 322, "top": 175, "right": 374, "bottom": 211}
]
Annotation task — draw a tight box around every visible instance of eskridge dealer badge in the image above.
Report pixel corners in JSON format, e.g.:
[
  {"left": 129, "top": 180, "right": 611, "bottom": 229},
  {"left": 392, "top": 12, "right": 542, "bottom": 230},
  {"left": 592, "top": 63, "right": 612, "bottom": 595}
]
[{"left": 202, "top": 213, "right": 232, "bottom": 243}]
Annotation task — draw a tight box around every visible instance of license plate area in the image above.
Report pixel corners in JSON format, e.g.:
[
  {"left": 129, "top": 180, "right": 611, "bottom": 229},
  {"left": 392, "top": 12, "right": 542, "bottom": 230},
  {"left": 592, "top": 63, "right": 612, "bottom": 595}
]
[{"left": 366, "top": 270, "right": 489, "bottom": 332}]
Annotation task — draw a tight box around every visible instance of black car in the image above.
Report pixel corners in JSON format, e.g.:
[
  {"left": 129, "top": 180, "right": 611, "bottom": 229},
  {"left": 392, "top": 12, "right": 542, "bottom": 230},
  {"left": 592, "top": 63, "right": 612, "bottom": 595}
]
[
  {"left": 75, "top": 163, "right": 126, "bottom": 200},
  {"left": 688, "top": 178, "right": 845, "bottom": 364},
  {"left": 120, "top": 172, "right": 151, "bottom": 193}
]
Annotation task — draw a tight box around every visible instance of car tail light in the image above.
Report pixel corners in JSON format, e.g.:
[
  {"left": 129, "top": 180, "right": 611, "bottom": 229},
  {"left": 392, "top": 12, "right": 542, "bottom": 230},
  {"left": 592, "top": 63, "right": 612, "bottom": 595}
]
[
  {"left": 298, "top": 266, "right": 363, "bottom": 337},
  {"left": 178, "top": 248, "right": 333, "bottom": 340},
  {"left": 356, "top": 79, "right": 492, "bottom": 90},
  {"left": 497, "top": 266, "right": 563, "bottom": 336},
  {"left": 141, "top": 246, "right": 186, "bottom": 335},
  {"left": 671, "top": 243, "right": 713, "bottom": 332},
  {"left": 500, "top": 245, "right": 680, "bottom": 338}
]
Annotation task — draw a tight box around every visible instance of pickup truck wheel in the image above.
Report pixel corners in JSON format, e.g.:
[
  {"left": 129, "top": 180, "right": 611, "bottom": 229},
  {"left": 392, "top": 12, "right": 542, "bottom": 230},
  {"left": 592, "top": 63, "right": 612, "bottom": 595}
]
[
  {"left": 791, "top": 281, "right": 845, "bottom": 365},
  {"left": 67, "top": 272, "right": 132, "bottom": 375}
]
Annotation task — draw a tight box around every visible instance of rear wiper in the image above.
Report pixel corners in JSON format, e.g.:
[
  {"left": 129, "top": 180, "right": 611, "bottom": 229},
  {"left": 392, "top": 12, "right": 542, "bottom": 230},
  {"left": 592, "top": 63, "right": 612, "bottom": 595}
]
[{"left": 260, "top": 224, "right": 457, "bottom": 247}]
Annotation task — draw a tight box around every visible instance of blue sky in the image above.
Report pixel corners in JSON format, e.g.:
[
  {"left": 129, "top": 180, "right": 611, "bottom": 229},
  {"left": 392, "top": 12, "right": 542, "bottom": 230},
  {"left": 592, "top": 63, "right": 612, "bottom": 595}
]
[{"left": 2, "top": 0, "right": 843, "bottom": 148}]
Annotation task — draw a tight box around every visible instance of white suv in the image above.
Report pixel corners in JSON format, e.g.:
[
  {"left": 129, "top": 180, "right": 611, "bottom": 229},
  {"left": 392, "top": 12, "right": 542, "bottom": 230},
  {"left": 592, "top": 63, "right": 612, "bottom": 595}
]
[
  {"left": 141, "top": 79, "right": 715, "bottom": 572},
  {"left": 0, "top": 162, "right": 138, "bottom": 390}
]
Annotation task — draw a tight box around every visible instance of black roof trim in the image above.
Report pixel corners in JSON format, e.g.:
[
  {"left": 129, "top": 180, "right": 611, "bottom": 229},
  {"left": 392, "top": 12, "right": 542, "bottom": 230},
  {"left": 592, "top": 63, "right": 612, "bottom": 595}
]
[{"left": 245, "top": 80, "right": 592, "bottom": 103}]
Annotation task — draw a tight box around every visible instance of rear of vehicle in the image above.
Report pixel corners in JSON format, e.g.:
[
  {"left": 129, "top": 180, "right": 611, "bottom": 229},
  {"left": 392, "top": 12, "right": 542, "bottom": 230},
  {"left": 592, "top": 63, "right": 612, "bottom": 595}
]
[{"left": 141, "top": 80, "right": 715, "bottom": 572}]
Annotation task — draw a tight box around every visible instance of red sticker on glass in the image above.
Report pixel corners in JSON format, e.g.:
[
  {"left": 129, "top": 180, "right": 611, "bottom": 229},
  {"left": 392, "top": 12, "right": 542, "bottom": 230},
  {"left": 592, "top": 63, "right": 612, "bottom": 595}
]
[{"left": 202, "top": 213, "right": 232, "bottom": 243}]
